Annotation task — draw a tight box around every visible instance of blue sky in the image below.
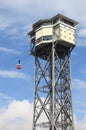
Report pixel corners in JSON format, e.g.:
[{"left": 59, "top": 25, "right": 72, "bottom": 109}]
[{"left": 0, "top": 0, "right": 86, "bottom": 130}]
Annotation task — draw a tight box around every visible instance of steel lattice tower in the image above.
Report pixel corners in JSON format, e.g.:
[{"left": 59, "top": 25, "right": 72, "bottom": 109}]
[{"left": 28, "top": 14, "right": 78, "bottom": 130}]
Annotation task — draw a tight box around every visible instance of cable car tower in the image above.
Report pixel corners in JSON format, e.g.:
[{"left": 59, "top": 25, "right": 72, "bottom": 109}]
[{"left": 28, "top": 14, "right": 78, "bottom": 130}]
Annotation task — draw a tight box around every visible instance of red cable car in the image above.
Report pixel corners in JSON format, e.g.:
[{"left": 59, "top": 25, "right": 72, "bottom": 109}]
[{"left": 16, "top": 60, "right": 22, "bottom": 69}]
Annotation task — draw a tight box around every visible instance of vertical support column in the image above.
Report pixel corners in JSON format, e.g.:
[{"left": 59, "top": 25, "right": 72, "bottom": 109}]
[
  {"left": 33, "top": 55, "right": 37, "bottom": 130},
  {"left": 70, "top": 57, "right": 74, "bottom": 130},
  {"left": 51, "top": 42, "right": 55, "bottom": 130}
]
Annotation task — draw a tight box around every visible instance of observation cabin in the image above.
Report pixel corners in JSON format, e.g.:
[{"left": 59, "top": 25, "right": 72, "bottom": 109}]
[{"left": 28, "top": 14, "right": 78, "bottom": 59}]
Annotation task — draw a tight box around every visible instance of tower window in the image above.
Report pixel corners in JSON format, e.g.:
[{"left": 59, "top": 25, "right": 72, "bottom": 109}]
[{"left": 43, "top": 35, "right": 52, "bottom": 41}]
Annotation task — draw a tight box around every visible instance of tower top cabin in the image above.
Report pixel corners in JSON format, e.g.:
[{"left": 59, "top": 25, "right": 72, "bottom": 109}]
[
  {"left": 28, "top": 14, "right": 78, "bottom": 59},
  {"left": 29, "top": 14, "right": 78, "bottom": 47}
]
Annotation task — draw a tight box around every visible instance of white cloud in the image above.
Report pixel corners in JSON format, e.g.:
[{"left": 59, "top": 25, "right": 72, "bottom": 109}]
[
  {"left": 0, "top": 0, "right": 29, "bottom": 11},
  {"left": 0, "top": 0, "right": 81, "bottom": 21},
  {"left": 78, "top": 28, "right": 86, "bottom": 38},
  {"left": 0, "top": 47, "right": 21, "bottom": 55},
  {"left": 0, "top": 99, "right": 33, "bottom": 130},
  {"left": 0, "top": 92, "right": 12, "bottom": 101},
  {"left": 0, "top": 0, "right": 86, "bottom": 42},
  {"left": 0, "top": 98, "right": 86, "bottom": 130},
  {"left": 73, "top": 79, "right": 86, "bottom": 89},
  {"left": 76, "top": 39, "right": 86, "bottom": 46},
  {"left": 0, "top": 93, "right": 13, "bottom": 110},
  {"left": 0, "top": 70, "right": 29, "bottom": 79},
  {"left": 74, "top": 115, "right": 86, "bottom": 130},
  {"left": 0, "top": 15, "right": 11, "bottom": 31},
  {"left": 74, "top": 100, "right": 86, "bottom": 108},
  {"left": 72, "top": 79, "right": 86, "bottom": 116},
  {"left": 0, "top": 1, "right": 80, "bottom": 32},
  {"left": 0, "top": 0, "right": 85, "bottom": 46},
  {"left": 74, "top": 100, "right": 86, "bottom": 116}
]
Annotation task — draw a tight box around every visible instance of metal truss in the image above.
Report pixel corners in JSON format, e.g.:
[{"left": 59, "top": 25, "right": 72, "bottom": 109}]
[{"left": 31, "top": 42, "right": 74, "bottom": 130}]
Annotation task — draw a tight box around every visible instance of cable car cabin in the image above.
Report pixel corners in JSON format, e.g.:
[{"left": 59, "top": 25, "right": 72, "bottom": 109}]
[
  {"left": 16, "top": 60, "right": 22, "bottom": 69},
  {"left": 29, "top": 14, "right": 78, "bottom": 48},
  {"left": 16, "top": 64, "right": 22, "bottom": 69}
]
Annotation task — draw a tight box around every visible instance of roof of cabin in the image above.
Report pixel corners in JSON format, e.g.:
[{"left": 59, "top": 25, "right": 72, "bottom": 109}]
[{"left": 28, "top": 14, "right": 79, "bottom": 35}]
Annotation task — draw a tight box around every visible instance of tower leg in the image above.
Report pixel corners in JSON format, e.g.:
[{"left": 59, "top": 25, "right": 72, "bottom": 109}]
[{"left": 32, "top": 44, "right": 74, "bottom": 130}]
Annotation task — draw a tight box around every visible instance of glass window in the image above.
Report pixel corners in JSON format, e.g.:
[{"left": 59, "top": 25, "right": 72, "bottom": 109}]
[
  {"left": 36, "top": 37, "right": 42, "bottom": 43},
  {"left": 43, "top": 35, "right": 52, "bottom": 41},
  {"left": 61, "top": 19, "right": 74, "bottom": 27},
  {"left": 36, "top": 35, "right": 52, "bottom": 44},
  {"left": 41, "top": 22, "right": 52, "bottom": 26}
]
